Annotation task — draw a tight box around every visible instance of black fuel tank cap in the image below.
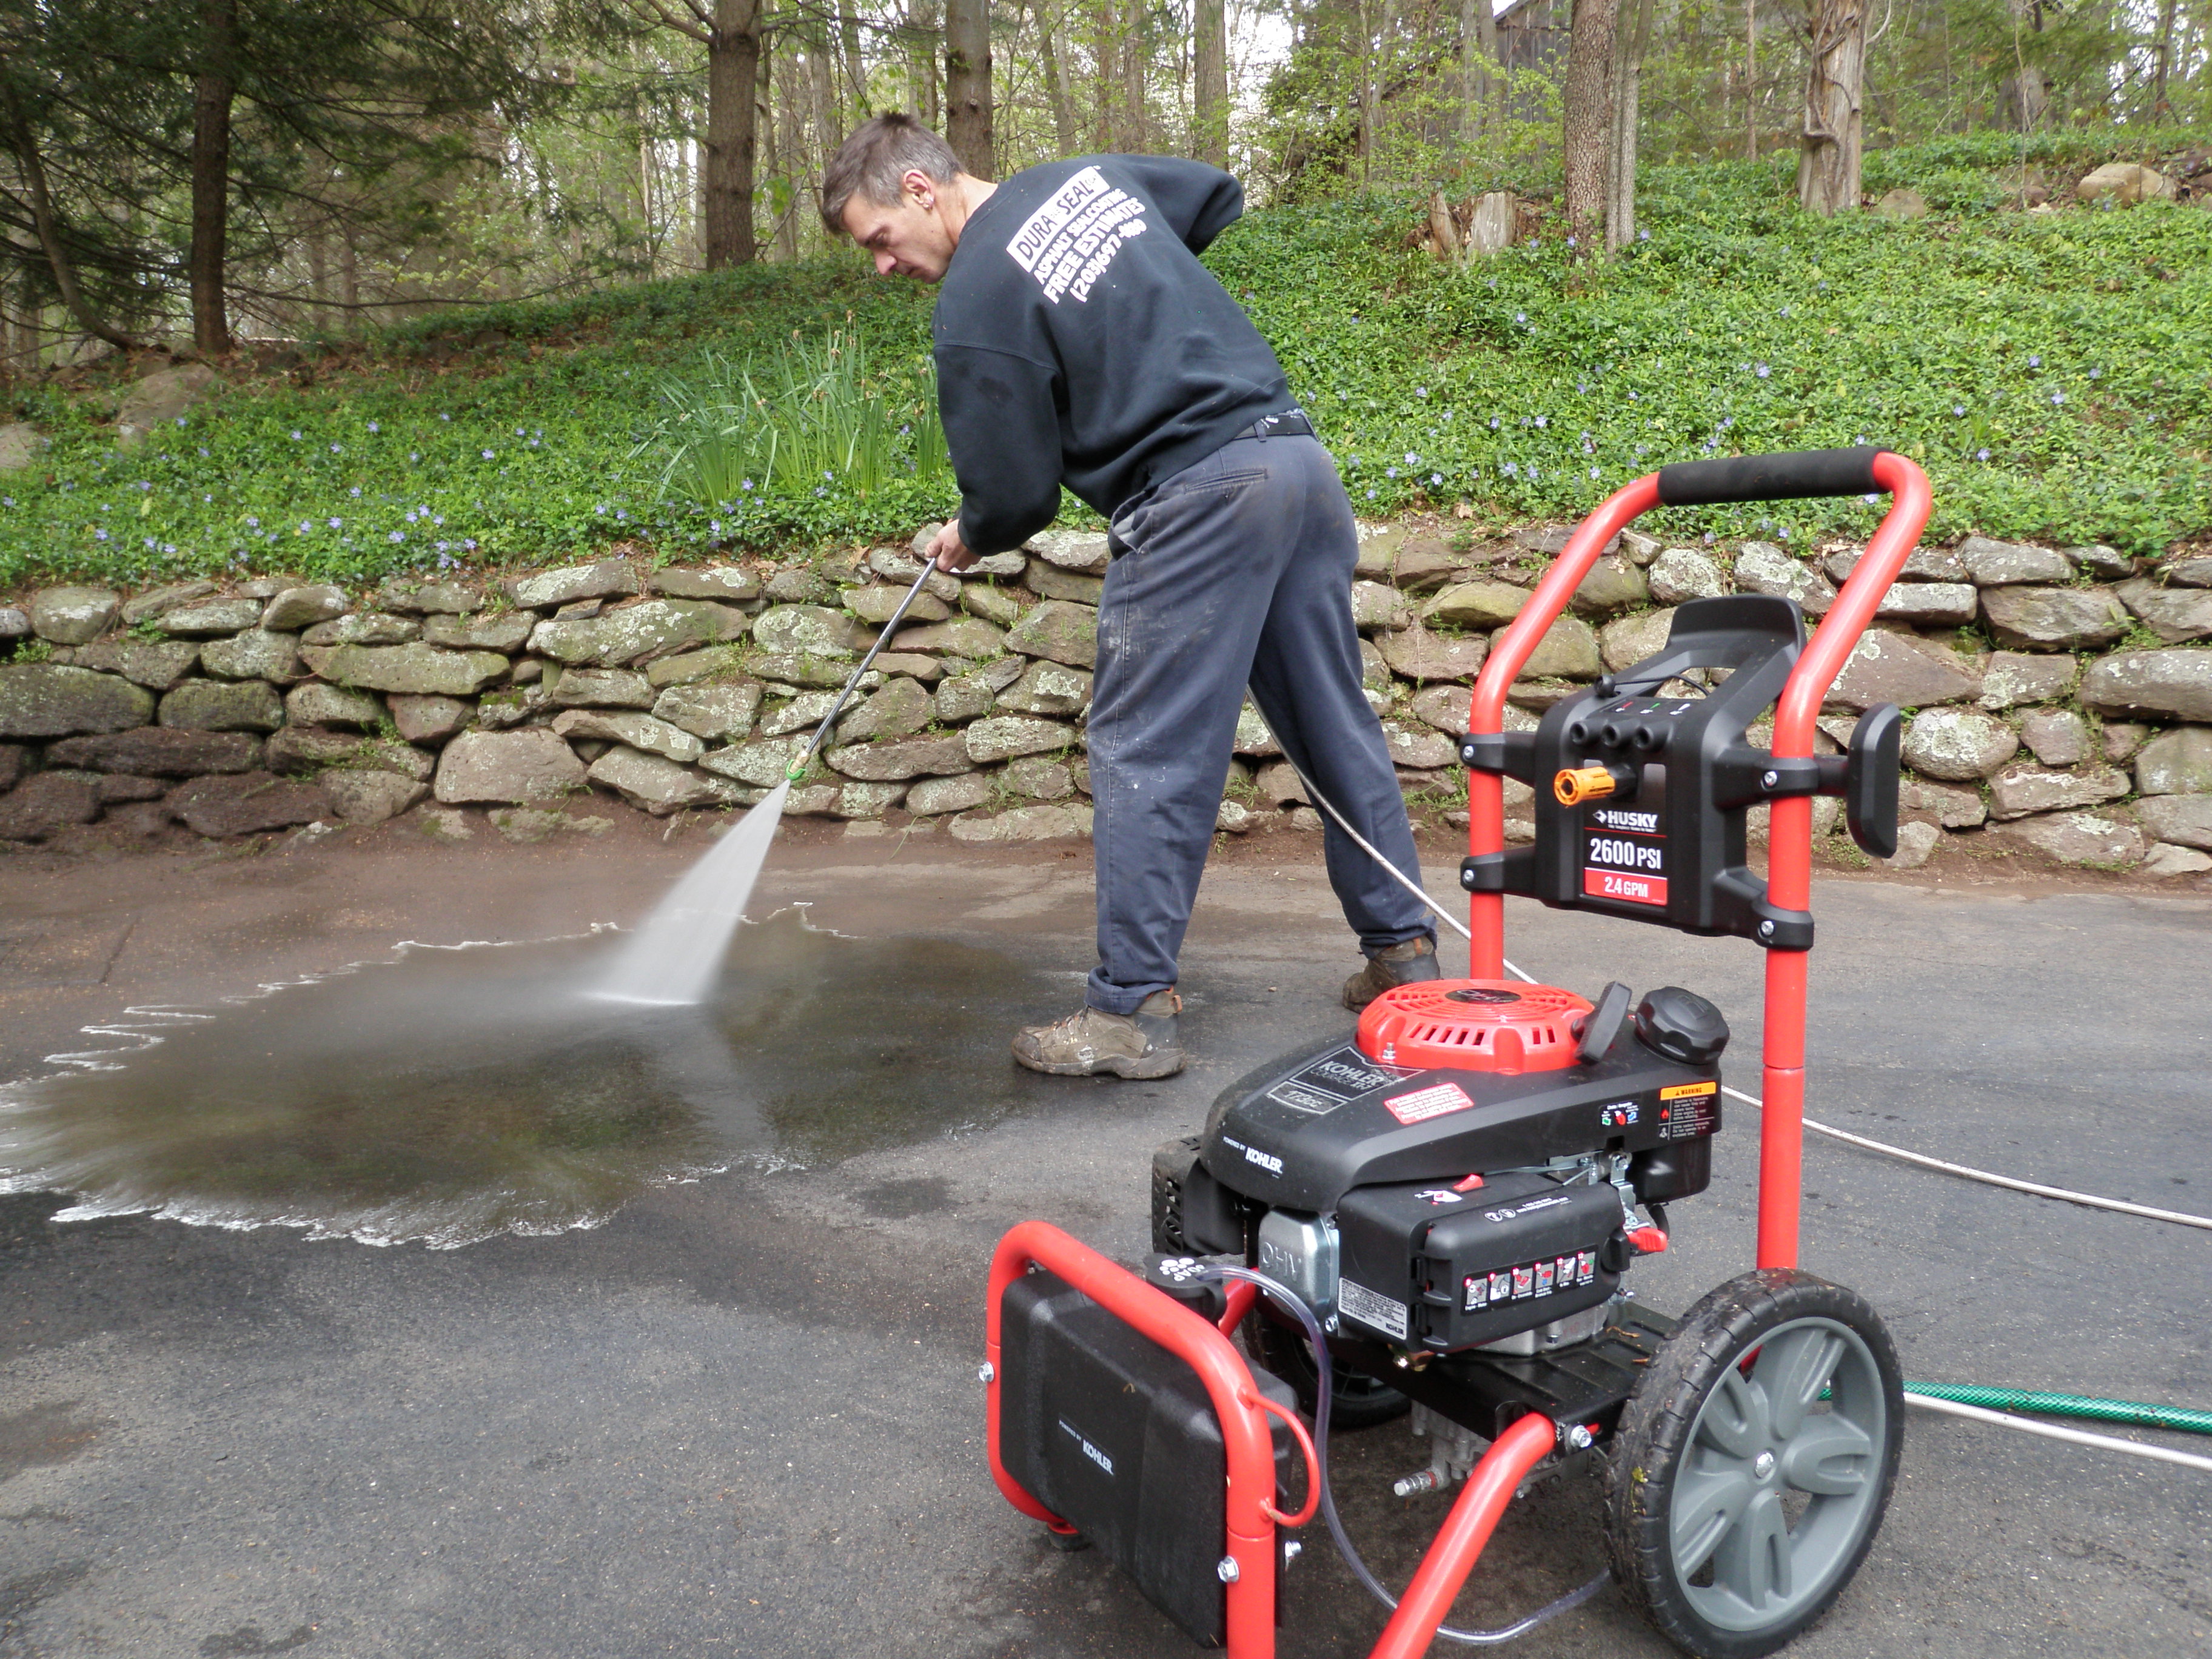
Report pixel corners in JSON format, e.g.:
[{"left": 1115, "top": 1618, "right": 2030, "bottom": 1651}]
[{"left": 1634, "top": 987, "right": 1729, "bottom": 1066}]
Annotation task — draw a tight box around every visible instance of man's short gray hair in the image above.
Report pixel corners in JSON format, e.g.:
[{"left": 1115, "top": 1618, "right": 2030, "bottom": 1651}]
[{"left": 820, "top": 114, "right": 962, "bottom": 236}]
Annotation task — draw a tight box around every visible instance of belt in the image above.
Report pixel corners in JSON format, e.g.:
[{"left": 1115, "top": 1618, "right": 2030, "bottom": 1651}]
[{"left": 1236, "top": 410, "right": 1313, "bottom": 441}]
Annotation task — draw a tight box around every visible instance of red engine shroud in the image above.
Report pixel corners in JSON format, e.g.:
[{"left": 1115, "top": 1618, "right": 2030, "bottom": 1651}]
[{"left": 1355, "top": 979, "right": 1593, "bottom": 1074}]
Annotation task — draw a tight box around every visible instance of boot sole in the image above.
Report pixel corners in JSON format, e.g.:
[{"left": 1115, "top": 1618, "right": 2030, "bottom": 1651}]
[{"left": 1013, "top": 1046, "right": 1188, "bottom": 1080}]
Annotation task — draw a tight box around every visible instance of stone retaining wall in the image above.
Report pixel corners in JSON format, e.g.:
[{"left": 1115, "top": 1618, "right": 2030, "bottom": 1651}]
[{"left": 1, "top": 524, "right": 2208, "bottom": 874}]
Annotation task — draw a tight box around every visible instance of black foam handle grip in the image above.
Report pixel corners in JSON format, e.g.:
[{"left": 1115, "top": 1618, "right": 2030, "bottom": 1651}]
[{"left": 1655, "top": 445, "right": 1886, "bottom": 508}]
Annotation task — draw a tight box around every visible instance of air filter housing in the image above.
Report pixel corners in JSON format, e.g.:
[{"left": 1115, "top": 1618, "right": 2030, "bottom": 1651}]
[{"left": 1355, "top": 980, "right": 1595, "bottom": 1074}]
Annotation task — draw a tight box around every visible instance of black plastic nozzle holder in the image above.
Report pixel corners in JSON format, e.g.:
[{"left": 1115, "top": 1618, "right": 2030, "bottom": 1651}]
[{"left": 1458, "top": 595, "right": 1902, "bottom": 950}]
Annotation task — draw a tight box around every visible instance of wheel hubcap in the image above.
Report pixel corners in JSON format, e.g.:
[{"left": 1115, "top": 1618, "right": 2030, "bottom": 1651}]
[{"left": 1667, "top": 1316, "right": 1889, "bottom": 1634}]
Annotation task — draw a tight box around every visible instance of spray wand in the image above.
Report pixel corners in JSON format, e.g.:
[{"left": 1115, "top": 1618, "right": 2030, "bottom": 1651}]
[{"left": 786, "top": 558, "right": 945, "bottom": 781}]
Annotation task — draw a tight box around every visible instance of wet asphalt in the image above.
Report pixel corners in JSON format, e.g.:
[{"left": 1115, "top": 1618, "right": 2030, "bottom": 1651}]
[{"left": 0, "top": 822, "right": 2207, "bottom": 1659}]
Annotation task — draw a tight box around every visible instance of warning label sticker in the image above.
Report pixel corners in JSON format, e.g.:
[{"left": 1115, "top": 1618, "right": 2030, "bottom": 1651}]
[
  {"left": 1384, "top": 1081, "right": 1476, "bottom": 1124},
  {"left": 1338, "top": 1278, "right": 1409, "bottom": 1342},
  {"left": 1658, "top": 1082, "right": 1723, "bottom": 1140}
]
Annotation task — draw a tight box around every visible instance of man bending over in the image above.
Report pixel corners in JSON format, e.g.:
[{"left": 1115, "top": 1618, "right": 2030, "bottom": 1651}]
[{"left": 822, "top": 115, "right": 1439, "bottom": 1078}]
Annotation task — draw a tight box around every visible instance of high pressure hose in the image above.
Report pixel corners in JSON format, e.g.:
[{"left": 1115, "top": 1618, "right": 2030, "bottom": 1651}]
[{"left": 1193, "top": 1265, "right": 1610, "bottom": 1646}]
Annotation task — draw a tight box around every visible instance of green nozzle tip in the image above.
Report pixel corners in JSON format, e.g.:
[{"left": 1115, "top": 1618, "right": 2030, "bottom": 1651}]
[{"left": 784, "top": 763, "right": 806, "bottom": 780}]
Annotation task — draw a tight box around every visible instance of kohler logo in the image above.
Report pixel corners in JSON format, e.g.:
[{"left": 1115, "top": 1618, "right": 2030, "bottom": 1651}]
[
  {"left": 1244, "top": 1145, "right": 1284, "bottom": 1176},
  {"left": 1059, "top": 1419, "right": 1114, "bottom": 1476}
]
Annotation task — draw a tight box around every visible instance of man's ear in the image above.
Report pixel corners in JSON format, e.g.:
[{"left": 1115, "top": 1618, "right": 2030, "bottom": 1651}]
[{"left": 902, "top": 169, "right": 937, "bottom": 211}]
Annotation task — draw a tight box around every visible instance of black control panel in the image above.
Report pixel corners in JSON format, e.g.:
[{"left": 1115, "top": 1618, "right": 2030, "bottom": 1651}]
[{"left": 1460, "top": 595, "right": 1900, "bottom": 951}]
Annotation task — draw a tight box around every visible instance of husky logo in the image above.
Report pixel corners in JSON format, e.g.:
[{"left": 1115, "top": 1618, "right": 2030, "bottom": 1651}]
[
  {"left": 1244, "top": 1145, "right": 1284, "bottom": 1176},
  {"left": 1059, "top": 1419, "right": 1114, "bottom": 1476},
  {"left": 1592, "top": 808, "right": 1661, "bottom": 835}
]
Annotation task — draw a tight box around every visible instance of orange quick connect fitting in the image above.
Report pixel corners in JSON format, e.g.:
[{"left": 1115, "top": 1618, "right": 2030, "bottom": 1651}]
[{"left": 1553, "top": 765, "right": 1618, "bottom": 806}]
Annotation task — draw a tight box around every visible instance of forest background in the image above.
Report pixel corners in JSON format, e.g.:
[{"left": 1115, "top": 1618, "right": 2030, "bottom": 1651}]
[{"left": 0, "top": 0, "right": 2207, "bottom": 584}]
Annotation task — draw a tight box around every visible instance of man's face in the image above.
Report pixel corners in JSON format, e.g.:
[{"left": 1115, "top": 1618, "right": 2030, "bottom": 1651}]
[{"left": 841, "top": 172, "right": 957, "bottom": 282}]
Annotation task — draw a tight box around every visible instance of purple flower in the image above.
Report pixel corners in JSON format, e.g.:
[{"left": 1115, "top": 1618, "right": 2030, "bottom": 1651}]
[
  {"left": 1430, "top": 472, "right": 1443, "bottom": 486},
  {"left": 390, "top": 531, "right": 404, "bottom": 543},
  {"left": 1589, "top": 466, "right": 1601, "bottom": 479},
  {"left": 2028, "top": 355, "right": 2040, "bottom": 368},
  {"left": 246, "top": 516, "right": 259, "bottom": 528},
  {"left": 299, "top": 520, "right": 311, "bottom": 534},
  {"left": 1977, "top": 448, "right": 1991, "bottom": 461},
  {"left": 1638, "top": 229, "right": 1650, "bottom": 241},
  {"left": 464, "top": 538, "right": 478, "bottom": 551},
  {"left": 1503, "top": 461, "right": 1519, "bottom": 477},
  {"left": 328, "top": 517, "right": 342, "bottom": 529},
  {"left": 2050, "top": 391, "right": 2064, "bottom": 406},
  {"left": 1535, "top": 415, "right": 1547, "bottom": 429},
  {"left": 290, "top": 431, "right": 303, "bottom": 441},
  {"left": 481, "top": 449, "right": 495, "bottom": 460},
  {"left": 95, "top": 528, "right": 108, "bottom": 541},
  {"left": 1489, "top": 416, "right": 1501, "bottom": 429},
  {"left": 1755, "top": 363, "right": 1771, "bottom": 379},
  {"left": 330, "top": 443, "right": 341, "bottom": 454},
  {"left": 368, "top": 421, "right": 380, "bottom": 433},
  {"left": 1386, "top": 466, "right": 1399, "bottom": 478},
  {"left": 1404, "top": 452, "right": 1418, "bottom": 464},
  {"left": 1366, "top": 488, "right": 1377, "bottom": 499}
]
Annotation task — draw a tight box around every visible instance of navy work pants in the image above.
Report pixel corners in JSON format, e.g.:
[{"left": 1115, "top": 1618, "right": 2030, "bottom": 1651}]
[{"left": 1085, "top": 430, "right": 1435, "bottom": 1014}]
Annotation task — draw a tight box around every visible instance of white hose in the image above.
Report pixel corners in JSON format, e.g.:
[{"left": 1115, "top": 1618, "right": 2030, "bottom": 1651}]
[{"left": 1902, "top": 1392, "right": 2212, "bottom": 1475}]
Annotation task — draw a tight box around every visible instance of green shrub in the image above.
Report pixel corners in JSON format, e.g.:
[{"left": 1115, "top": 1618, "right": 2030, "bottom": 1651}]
[{"left": 1, "top": 131, "right": 2205, "bottom": 591}]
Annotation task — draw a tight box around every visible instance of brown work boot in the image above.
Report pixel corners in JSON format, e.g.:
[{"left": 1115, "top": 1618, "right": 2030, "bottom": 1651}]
[
  {"left": 1012, "top": 990, "right": 1187, "bottom": 1079},
  {"left": 1342, "top": 937, "right": 1442, "bottom": 1011}
]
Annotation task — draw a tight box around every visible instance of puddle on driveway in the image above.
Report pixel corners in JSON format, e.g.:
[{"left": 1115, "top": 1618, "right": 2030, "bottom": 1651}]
[{"left": 0, "top": 911, "right": 1069, "bottom": 1248}]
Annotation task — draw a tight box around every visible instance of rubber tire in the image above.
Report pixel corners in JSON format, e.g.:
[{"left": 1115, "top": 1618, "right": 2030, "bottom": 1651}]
[
  {"left": 1246, "top": 1310, "right": 1413, "bottom": 1430},
  {"left": 1602, "top": 1269, "right": 1903, "bottom": 1659}
]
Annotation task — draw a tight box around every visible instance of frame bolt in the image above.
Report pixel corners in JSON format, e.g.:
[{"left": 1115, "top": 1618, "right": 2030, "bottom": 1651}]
[
  {"left": 1217, "top": 1555, "right": 1241, "bottom": 1583},
  {"left": 1757, "top": 920, "right": 1775, "bottom": 939},
  {"left": 1564, "top": 1424, "right": 1596, "bottom": 1451},
  {"left": 1761, "top": 769, "right": 1780, "bottom": 789},
  {"left": 977, "top": 1362, "right": 994, "bottom": 1384},
  {"left": 1282, "top": 1541, "right": 1302, "bottom": 1565}
]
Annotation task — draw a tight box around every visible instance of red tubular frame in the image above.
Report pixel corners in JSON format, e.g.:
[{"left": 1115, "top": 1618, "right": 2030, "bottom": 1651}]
[
  {"left": 986, "top": 1221, "right": 1563, "bottom": 1659},
  {"left": 982, "top": 454, "right": 1933, "bottom": 1659},
  {"left": 1463, "top": 454, "right": 1934, "bottom": 1270}
]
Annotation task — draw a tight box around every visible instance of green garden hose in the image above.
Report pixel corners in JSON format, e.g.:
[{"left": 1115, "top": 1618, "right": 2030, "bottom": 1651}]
[{"left": 1902, "top": 1381, "right": 2212, "bottom": 1438}]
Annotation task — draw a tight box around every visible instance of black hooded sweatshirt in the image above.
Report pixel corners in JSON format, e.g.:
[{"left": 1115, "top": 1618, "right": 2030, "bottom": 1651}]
[{"left": 931, "top": 155, "right": 1293, "bottom": 554}]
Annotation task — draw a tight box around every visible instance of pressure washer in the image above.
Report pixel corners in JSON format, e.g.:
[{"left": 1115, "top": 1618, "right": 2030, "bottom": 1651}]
[{"left": 983, "top": 446, "right": 1942, "bottom": 1658}]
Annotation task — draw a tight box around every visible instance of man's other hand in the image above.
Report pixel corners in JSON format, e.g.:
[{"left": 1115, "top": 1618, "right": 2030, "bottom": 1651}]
[{"left": 928, "top": 520, "right": 978, "bottom": 572}]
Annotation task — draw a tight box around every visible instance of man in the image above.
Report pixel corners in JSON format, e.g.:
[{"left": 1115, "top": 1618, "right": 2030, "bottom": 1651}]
[{"left": 821, "top": 115, "right": 1439, "bottom": 1079}]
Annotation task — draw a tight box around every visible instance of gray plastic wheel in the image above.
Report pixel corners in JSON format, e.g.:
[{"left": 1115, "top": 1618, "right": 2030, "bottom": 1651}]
[{"left": 1603, "top": 1269, "right": 1903, "bottom": 1659}]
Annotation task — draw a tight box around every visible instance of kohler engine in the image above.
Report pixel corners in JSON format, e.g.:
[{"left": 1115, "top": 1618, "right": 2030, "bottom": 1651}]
[{"left": 1155, "top": 977, "right": 1728, "bottom": 1361}]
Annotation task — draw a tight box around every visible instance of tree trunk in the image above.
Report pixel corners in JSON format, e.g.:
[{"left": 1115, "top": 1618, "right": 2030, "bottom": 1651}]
[
  {"left": 703, "top": 0, "right": 762, "bottom": 267},
  {"left": 1604, "top": 0, "right": 1650, "bottom": 252},
  {"left": 910, "top": 0, "right": 942, "bottom": 122},
  {"left": 0, "top": 72, "right": 137, "bottom": 352},
  {"left": 1459, "top": 0, "right": 1500, "bottom": 152},
  {"left": 1744, "top": 0, "right": 1757, "bottom": 161},
  {"left": 2149, "top": 0, "right": 2178, "bottom": 118},
  {"left": 190, "top": 0, "right": 237, "bottom": 354},
  {"left": 1033, "top": 0, "right": 1078, "bottom": 153},
  {"left": 945, "top": 0, "right": 993, "bottom": 175},
  {"left": 1089, "top": 0, "right": 1115, "bottom": 147},
  {"left": 1796, "top": 0, "right": 1863, "bottom": 216},
  {"left": 1193, "top": 0, "right": 1227, "bottom": 165},
  {"left": 1356, "top": 0, "right": 1375, "bottom": 184},
  {"left": 1121, "top": 0, "right": 1147, "bottom": 150},
  {"left": 839, "top": 3, "right": 866, "bottom": 119},
  {"left": 774, "top": 43, "right": 802, "bottom": 260},
  {"left": 1562, "top": 0, "right": 1618, "bottom": 248}
]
